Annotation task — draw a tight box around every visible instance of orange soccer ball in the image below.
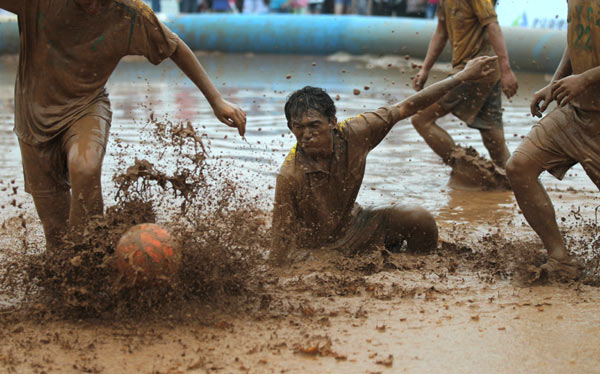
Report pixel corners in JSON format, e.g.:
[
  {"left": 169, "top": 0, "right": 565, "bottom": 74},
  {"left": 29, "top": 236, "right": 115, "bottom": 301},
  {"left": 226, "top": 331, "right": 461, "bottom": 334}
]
[{"left": 114, "top": 223, "right": 181, "bottom": 285}]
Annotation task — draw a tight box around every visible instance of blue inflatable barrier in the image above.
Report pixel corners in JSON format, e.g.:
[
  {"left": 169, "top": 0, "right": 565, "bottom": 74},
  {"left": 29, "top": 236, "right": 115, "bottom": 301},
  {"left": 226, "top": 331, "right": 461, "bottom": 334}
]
[{"left": 0, "top": 14, "right": 566, "bottom": 73}]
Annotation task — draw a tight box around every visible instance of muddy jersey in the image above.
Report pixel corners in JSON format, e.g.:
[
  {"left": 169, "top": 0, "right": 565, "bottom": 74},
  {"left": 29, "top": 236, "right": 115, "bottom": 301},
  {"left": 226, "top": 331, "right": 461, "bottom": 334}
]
[
  {"left": 567, "top": 0, "right": 600, "bottom": 111},
  {"left": 1, "top": 0, "right": 179, "bottom": 145},
  {"left": 271, "top": 107, "right": 396, "bottom": 251},
  {"left": 438, "top": 0, "right": 500, "bottom": 82}
]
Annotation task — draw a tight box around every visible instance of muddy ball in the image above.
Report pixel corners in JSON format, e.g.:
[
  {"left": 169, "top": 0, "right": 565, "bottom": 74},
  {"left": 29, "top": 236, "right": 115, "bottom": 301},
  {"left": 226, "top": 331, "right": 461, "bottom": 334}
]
[{"left": 114, "top": 223, "right": 180, "bottom": 285}]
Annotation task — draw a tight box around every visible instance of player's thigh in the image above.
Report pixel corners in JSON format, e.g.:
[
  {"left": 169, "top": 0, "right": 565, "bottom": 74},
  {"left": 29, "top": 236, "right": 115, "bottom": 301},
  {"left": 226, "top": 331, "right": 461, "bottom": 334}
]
[
  {"left": 18, "top": 139, "right": 70, "bottom": 196},
  {"left": 510, "top": 107, "right": 581, "bottom": 181},
  {"left": 63, "top": 115, "right": 110, "bottom": 177}
]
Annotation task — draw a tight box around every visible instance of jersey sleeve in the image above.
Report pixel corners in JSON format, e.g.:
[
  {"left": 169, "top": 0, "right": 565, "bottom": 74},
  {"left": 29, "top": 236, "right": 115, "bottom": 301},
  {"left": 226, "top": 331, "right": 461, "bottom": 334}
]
[
  {"left": 470, "top": 0, "right": 498, "bottom": 27},
  {"left": 339, "top": 107, "right": 396, "bottom": 152},
  {"left": 127, "top": 1, "right": 179, "bottom": 65},
  {"left": 437, "top": 0, "right": 445, "bottom": 21}
]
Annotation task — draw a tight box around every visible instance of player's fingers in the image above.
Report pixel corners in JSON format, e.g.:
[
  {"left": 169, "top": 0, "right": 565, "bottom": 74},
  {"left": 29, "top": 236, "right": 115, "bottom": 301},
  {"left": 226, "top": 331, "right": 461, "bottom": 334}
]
[
  {"left": 530, "top": 98, "right": 539, "bottom": 117},
  {"left": 540, "top": 98, "right": 551, "bottom": 113},
  {"left": 234, "top": 113, "right": 246, "bottom": 136},
  {"left": 556, "top": 92, "right": 568, "bottom": 106},
  {"left": 219, "top": 114, "right": 234, "bottom": 127},
  {"left": 551, "top": 83, "right": 565, "bottom": 97},
  {"left": 412, "top": 76, "right": 420, "bottom": 91},
  {"left": 561, "top": 94, "right": 574, "bottom": 106}
]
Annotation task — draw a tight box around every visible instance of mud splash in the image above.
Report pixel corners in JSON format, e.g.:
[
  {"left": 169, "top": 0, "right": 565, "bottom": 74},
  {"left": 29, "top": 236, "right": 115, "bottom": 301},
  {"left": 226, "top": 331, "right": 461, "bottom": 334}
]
[
  {"left": 1, "top": 115, "right": 269, "bottom": 319},
  {"left": 448, "top": 145, "right": 511, "bottom": 191}
]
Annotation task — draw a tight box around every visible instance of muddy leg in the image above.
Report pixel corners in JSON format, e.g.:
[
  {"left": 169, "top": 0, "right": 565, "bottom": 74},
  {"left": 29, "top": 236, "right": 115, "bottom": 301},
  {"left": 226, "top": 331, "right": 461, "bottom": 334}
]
[
  {"left": 381, "top": 206, "right": 438, "bottom": 253},
  {"left": 411, "top": 103, "right": 454, "bottom": 163},
  {"left": 66, "top": 117, "right": 108, "bottom": 239},
  {"left": 506, "top": 153, "right": 568, "bottom": 260},
  {"left": 480, "top": 127, "right": 510, "bottom": 168},
  {"left": 31, "top": 191, "right": 71, "bottom": 252}
]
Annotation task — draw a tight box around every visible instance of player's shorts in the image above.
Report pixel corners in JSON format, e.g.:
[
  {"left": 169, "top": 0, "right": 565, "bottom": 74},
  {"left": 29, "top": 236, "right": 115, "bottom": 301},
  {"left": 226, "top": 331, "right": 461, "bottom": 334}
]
[
  {"left": 327, "top": 205, "right": 393, "bottom": 254},
  {"left": 438, "top": 80, "right": 503, "bottom": 130},
  {"left": 19, "top": 114, "right": 111, "bottom": 197},
  {"left": 513, "top": 104, "right": 600, "bottom": 184}
]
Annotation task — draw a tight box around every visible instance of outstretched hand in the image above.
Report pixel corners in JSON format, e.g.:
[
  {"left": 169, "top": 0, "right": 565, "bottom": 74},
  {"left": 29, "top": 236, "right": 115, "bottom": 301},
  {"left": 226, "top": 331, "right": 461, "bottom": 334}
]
[
  {"left": 212, "top": 98, "right": 247, "bottom": 136},
  {"left": 412, "top": 68, "right": 430, "bottom": 91},
  {"left": 530, "top": 84, "right": 552, "bottom": 118},
  {"left": 551, "top": 74, "right": 586, "bottom": 108},
  {"left": 456, "top": 56, "right": 498, "bottom": 82}
]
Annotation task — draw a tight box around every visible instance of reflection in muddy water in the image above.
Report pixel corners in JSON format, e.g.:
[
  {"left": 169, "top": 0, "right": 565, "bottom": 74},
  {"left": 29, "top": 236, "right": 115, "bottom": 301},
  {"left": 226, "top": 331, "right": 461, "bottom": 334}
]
[{"left": 1, "top": 53, "right": 597, "bottom": 228}]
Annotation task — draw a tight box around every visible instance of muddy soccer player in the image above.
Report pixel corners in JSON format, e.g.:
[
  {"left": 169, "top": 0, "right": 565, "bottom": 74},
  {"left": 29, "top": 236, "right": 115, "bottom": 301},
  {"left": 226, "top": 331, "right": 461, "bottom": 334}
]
[
  {"left": 410, "top": 0, "right": 518, "bottom": 183},
  {"left": 506, "top": 0, "right": 600, "bottom": 280},
  {"left": 0, "top": 0, "right": 246, "bottom": 251},
  {"left": 270, "top": 56, "right": 497, "bottom": 264}
]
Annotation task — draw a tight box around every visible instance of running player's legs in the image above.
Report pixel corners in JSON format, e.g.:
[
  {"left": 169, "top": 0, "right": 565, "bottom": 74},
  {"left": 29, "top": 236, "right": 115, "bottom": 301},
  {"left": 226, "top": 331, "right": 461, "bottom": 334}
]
[
  {"left": 506, "top": 106, "right": 590, "bottom": 276},
  {"left": 19, "top": 139, "right": 71, "bottom": 251},
  {"left": 63, "top": 115, "right": 110, "bottom": 238}
]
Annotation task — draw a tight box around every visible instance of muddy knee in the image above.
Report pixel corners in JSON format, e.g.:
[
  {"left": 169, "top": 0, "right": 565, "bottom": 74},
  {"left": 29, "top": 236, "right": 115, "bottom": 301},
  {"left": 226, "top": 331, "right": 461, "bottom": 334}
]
[
  {"left": 67, "top": 146, "right": 104, "bottom": 182},
  {"left": 506, "top": 153, "right": 535, "bottom": 186},
  {"left": 385, "top": 206, "right": 438, "bottom": 253},
  {"left": 404, "top": 207, "right": 438, "bottom": 252}
]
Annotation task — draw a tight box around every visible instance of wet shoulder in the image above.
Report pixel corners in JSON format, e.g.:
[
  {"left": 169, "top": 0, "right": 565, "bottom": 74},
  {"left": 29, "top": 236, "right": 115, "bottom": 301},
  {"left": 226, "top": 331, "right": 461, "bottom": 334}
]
[{"left": 336, "top": 115, "right": 363, "bottom": 138}]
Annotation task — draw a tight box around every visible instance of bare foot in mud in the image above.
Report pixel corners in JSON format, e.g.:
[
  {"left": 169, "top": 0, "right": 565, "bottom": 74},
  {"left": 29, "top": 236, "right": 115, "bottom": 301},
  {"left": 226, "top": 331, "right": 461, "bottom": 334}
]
[{"left": 447, "top": 146, "right": 511, "bottom": 191}]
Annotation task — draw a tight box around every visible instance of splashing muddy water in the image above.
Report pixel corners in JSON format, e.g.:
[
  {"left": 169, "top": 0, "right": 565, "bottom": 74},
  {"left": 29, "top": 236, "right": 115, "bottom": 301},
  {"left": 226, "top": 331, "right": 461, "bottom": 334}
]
[{"left": 0, "top": 53, "right": 599, "bottom": 373}]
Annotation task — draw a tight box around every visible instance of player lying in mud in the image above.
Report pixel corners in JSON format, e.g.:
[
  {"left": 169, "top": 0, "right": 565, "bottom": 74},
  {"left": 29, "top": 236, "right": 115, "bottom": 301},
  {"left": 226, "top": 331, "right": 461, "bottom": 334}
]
[
  {"left": 1, "top": 0, "right": 246, "bottom": 252},
  {"left": 506, "top": 0, "right": 600, "bottom": 280},
  {"left": 270, "top": 56, "right": 498, "bottom": 265}
]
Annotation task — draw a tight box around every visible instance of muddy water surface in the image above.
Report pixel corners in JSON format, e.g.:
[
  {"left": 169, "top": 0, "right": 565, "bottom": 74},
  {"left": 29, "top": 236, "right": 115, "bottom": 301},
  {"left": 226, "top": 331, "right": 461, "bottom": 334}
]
[
  {"left": 1, "top": 53, "right": 598, "bottom": 226},
  {"left": 0, "top": 53, "right": 599, "bottom": 374}
]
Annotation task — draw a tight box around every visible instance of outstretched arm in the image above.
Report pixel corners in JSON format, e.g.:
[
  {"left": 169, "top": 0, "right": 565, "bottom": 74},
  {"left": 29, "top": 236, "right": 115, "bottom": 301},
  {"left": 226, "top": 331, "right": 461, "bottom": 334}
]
[
  {"left": 170, "top": 38, "right": 246, "bottom": 136},
  {"left": 530, "top": 46, "right": 572, "bottom": 117},
  {"left": 486, "top": 22, "right": 518, "bottom": 98},
  {"left": 350, "top": 56, "right": 498, "bottom": 151},
  {"left": 413, "top": 18, "right": 449, "bottom": 91},
  {"left": 392, "top": 56, "right": 498, "bottom": 123}
]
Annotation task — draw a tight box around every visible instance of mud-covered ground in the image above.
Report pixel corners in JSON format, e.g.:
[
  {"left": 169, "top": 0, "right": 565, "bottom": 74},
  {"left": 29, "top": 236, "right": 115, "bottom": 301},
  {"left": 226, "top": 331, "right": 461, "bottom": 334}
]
[{"left": 1, "top": 53, "right": 600, "bottom": 373}]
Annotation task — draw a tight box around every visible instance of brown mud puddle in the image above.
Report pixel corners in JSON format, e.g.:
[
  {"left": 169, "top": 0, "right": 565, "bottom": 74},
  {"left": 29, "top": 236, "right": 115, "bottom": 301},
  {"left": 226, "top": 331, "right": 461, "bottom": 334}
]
[
  {"left": 1, "top": 54, "right": 600, "bottom": 373},
  {"left": 2, "top": 238, "right": 600, "bottom": 374}
]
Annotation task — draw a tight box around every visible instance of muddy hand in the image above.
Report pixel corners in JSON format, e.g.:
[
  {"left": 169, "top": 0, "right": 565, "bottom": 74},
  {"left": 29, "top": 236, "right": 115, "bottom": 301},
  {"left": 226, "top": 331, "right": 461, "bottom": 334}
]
[
  {"left": 412, "top": 68, "right": 429, "bottom": 91},
  {"left": 500, "top": 70, "right": 518, "bottom": 99},
  {"left": 551, "top": 74, "right": 586, "bottom": 107},
  {"left": 457, "top": 56, "right": 498, "bottom": 82},
  {"left": 213, "top": 98, "right": 247, "bottom": 136},
  {"left": 530, "top": 84, "right": 552, "bottom": 118}
]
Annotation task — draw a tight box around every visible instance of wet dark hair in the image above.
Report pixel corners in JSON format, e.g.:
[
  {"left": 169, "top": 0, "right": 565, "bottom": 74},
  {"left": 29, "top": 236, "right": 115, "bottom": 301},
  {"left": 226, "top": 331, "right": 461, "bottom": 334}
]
[{"left": 284, "top": 86, "right": 337, "bottom": 128}]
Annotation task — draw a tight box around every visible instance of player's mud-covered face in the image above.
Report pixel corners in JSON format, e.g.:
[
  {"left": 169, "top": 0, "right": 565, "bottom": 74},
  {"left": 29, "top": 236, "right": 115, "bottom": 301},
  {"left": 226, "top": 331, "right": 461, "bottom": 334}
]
[{"left": 289, "top": 109, "right": 336, "bottom": 158}]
